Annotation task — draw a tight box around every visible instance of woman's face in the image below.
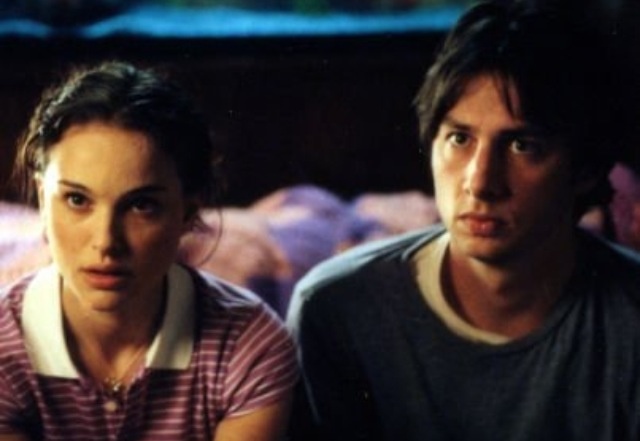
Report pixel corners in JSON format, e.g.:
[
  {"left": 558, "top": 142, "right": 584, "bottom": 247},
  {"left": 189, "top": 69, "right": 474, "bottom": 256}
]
[{"left": 37, "top": 121, "right": 195, "bottom": 315}]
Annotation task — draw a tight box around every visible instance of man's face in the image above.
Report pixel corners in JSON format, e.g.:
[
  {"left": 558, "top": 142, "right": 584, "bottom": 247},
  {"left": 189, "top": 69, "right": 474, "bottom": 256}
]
[{"left": 431, "top": 74, "right": 578, "bottom": 265}]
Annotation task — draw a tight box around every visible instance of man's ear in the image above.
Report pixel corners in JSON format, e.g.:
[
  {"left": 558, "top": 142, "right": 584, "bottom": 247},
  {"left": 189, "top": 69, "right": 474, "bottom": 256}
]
[{"left": 572, "top": 167, "right": 600, "bottom": 196}]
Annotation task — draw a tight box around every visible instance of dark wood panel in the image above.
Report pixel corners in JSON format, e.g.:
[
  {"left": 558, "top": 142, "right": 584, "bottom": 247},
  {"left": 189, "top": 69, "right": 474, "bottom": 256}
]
[{"left": 0, "top": 32, "right": 443, "bottom": 204}]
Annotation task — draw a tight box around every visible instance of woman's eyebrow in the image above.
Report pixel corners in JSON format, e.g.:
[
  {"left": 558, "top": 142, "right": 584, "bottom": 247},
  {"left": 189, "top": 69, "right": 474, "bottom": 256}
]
[
  {"left": 58, "top": 179, "right": 90, "bottom": 191},
  {"left": 57, "top": 180, "right": 168, "bottom": 196}
]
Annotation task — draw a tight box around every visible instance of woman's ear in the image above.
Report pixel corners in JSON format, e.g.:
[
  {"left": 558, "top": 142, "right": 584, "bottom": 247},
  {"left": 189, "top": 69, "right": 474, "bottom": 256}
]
[
  {"left": 182, "top": 197, "right": 201, "bottom": 231},
  {"left": 35, "top": 174, "right": 45, "bottom": 211},
  {"left": 34, "top": 174, "right": 49, "bottom": 244}
]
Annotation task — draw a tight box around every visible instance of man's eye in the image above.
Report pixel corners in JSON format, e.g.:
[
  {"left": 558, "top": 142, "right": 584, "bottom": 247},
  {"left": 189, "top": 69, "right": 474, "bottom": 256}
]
[
  {"left": 130, "top": 197, "right": 160, "bottom": 215},
  {"left": 510, "top": 138, "right": 542, "bottom": 155},
  {"left": 447, "top": 132, "right": 470, "bottom": 147}
]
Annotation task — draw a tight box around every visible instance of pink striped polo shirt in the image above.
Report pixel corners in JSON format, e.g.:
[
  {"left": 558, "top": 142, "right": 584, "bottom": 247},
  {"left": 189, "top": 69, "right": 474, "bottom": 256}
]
[{"left": 0, "top": 264, "right": 298, "bottom": 440}]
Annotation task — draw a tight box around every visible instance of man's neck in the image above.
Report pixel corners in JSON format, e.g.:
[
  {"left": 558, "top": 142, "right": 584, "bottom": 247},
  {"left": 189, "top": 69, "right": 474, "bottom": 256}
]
[{"left": 442, "top": 232, "right": 576, "bottom": 340}]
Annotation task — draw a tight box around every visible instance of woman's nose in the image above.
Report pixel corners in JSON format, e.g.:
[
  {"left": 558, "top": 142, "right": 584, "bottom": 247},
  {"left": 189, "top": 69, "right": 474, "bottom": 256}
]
[
  {"left": 92, "top": 209, "right": 127, "bottom": 258},
  {"left": 464, "top": 144, "right": 510, "bottom": 201}
]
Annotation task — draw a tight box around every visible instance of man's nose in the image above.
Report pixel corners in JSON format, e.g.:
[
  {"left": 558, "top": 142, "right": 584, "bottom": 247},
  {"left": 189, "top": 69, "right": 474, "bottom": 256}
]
[{"left": 464, "top": 143, "right": 510, "bottom": 201}]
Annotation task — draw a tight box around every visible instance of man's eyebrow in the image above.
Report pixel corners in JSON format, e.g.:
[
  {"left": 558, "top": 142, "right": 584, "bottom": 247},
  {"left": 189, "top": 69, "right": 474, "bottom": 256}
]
[
  {"left": 124, "top": 185, "right": 168, "bottom": 195},
  {"left": 441, "top": 116, "right": 471, "bottom": 130},
  {"left": 441, "top": 116, "right": 550, "bottom": 137},
  {"left": 499, "top": 126, "right": 552, "bottom": 139}
]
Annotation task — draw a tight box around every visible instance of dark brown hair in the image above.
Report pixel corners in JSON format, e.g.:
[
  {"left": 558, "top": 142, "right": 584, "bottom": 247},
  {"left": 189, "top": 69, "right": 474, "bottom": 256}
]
[
  {"left": 13, "top": 60, "right": 224, "bottom": 207},
  {"left": 414, "top": 1, "right": 622, "bottom": 216}
]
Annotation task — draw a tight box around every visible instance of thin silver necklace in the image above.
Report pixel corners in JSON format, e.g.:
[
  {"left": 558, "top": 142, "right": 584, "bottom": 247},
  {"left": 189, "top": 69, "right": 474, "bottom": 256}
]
[
  {"left": 59, "top": 276, "right": 163, "bottom": 400},
  {"left": 101, "top": 344, "right": 147, "bottom": 399}
]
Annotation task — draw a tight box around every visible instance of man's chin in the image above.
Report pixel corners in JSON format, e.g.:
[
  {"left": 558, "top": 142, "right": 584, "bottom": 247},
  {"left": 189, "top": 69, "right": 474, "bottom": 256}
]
[{"left": 451, "top": 236, "right": 517, "bottom": 266}]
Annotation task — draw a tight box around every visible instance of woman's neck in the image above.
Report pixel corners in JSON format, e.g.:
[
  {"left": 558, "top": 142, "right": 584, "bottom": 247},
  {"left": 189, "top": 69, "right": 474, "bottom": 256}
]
[{"left": 60, "top": 277, "right": 166, "bottom": 382}]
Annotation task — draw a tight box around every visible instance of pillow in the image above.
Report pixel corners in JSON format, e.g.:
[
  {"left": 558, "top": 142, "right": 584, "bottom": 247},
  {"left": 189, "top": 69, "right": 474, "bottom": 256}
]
[
  {"left": 0, "top": 186, "right": 442, "bottom": 316},
  {"left": 0, "top": 202, "right": 50, "bottom": 287}
]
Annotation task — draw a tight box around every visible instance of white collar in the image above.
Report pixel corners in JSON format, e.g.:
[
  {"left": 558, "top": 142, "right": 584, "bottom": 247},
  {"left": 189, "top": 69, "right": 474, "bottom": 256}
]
[
  {"left": 413, "top": 233, "right": 510, "bottom": 345},
  {"left": 22, "top": 264, "right": 195, "bottom": 378}
]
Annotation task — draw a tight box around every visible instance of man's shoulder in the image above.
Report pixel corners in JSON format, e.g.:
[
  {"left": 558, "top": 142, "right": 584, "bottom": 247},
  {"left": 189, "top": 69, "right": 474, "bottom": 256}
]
[
  {"left": 579, "top": 231, "right": 640, "bottom": 309},
  {"left": 287, "top": 226, "right": 443, "bottom": 318},
  {"left": 582, "top": 230, "right": 640, "bottom": 279}
]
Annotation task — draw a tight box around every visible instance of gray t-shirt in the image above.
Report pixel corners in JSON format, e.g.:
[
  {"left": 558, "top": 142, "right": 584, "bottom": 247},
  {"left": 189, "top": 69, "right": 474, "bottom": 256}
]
[{"left": 287, "top": 225, "right": 640, "bottom": 441}]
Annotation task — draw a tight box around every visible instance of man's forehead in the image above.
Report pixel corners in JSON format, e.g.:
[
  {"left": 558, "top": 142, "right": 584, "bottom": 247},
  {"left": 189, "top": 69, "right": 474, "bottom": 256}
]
[{"left": 446, "top": 74, "right": 556, "bottom": 136}]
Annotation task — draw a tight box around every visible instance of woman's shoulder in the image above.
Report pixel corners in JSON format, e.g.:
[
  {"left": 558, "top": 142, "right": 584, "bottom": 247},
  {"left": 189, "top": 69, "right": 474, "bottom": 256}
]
[
  {"left": 0, "top": 272, "right": 38, "bottom": 327},
  {"left": 191, "top": 268, "right": 262, "bottom": 306},
  {"left": 188, "top": 267, "right": 283, "bottom": 328},
  {"left": 0, "top": 273, "right": 35, "bottom": 385},
  {"left": 186, "top": 266, "right": 296, "bottom": 370}
]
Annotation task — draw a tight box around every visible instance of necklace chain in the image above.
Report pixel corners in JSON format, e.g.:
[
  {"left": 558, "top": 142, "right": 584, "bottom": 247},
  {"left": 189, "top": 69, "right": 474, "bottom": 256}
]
[
  {"left": 59, "top": 276, "right": 164, "bottom": 400},
  {"left": 101, "top": 343, "right": 148, "bottom": 399}
]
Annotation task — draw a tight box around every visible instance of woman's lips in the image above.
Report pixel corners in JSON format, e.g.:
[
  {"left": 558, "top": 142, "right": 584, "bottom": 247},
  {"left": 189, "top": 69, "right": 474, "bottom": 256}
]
[{"left": 82, "top": 268, "right": 132, "bottom": 290}]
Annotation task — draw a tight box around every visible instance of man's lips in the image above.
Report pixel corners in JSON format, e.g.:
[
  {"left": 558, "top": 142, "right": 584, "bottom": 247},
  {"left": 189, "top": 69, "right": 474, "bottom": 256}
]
[{"left": 458, "top": 213, "right": 506, "bottom": 236}]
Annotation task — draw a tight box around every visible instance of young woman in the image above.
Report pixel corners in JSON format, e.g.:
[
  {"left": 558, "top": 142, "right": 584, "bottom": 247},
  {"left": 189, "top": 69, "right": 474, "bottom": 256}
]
[{"left": 0, "top": 61, "right": 298, "bottom": 441}]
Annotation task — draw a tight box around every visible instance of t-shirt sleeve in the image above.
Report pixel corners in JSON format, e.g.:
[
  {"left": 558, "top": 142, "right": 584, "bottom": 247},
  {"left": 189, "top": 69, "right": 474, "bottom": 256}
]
[
  {"left": 286, "top": 272, "right": 385, "bottom": 441},
  {"left": 223, "top": 304, "right": 299, "bottom": 417}
]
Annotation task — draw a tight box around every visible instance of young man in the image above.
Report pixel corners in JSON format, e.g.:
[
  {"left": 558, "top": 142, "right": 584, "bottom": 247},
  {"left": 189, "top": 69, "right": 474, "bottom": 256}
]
[{"left": 287, "top": 2, "right": 640, "bottom": 440}]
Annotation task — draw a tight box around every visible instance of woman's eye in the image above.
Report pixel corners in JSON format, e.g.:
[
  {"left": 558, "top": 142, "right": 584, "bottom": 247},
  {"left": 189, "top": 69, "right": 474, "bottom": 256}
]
[{"left": 64, "top": 192, "right": 89, "bottom": 209}]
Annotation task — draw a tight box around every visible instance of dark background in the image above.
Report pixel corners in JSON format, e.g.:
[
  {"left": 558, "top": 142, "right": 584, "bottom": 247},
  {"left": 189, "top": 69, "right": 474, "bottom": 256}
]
[
  {"left": 0, "top": 32, "right": 441, "bottom": 205},
  {"left": 0, "top": 0, "right": 638, "bottom": 206}
]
